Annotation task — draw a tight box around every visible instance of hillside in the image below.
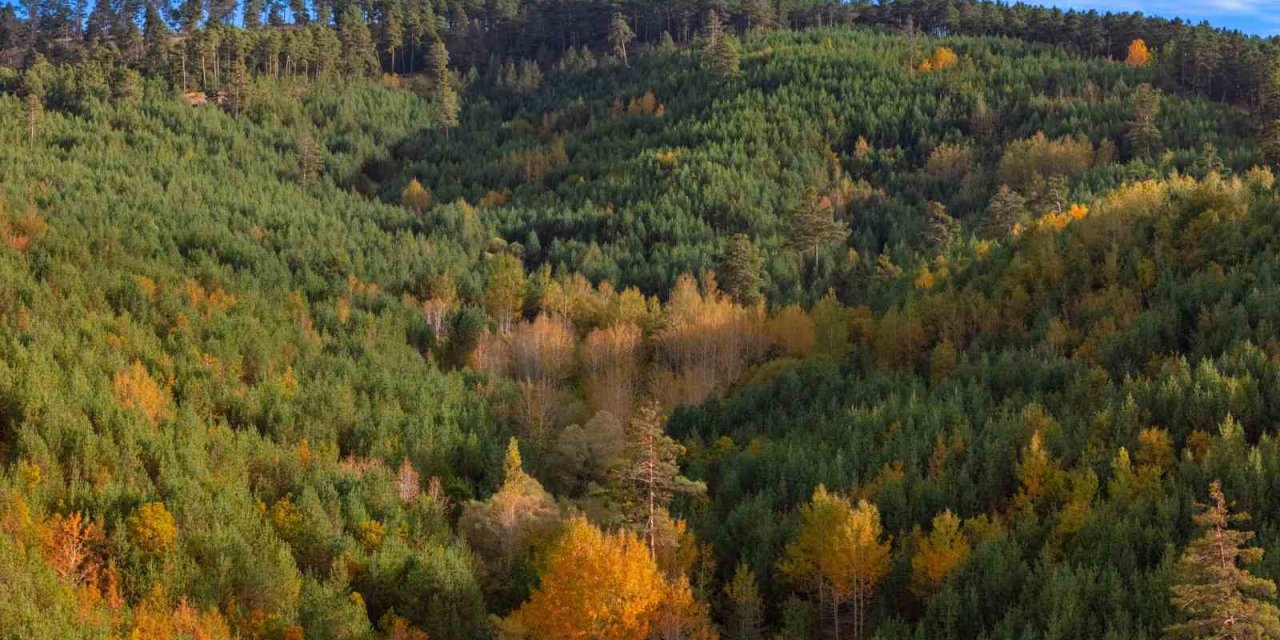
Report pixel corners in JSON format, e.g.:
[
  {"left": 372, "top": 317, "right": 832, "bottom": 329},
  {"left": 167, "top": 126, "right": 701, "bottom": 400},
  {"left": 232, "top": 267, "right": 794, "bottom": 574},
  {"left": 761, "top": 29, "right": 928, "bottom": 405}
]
[{"left": 2, "top": 2, "right": 1280, "bottom": 640}]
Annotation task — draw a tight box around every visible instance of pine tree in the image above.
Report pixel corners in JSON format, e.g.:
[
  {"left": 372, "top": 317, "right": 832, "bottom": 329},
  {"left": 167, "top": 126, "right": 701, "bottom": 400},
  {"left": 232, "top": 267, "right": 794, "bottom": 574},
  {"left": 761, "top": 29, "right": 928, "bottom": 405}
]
[
  {"left": 1167, "top": 481, "right": 1280, "bottom": 640},
  {"left": 613, "top": 399, "right": 698, "bottom": 558},
  {"left": 608, "top": 11, "right": 634, "bottom": 66},
  {"left": 985, "top": 185, "right": 1028, "bottom": 237},
  {"left": 338, "top": 5, "right": 378, "bottom": 76},
  {"left": 1128, "top": 83, "right": 1162, "bottom": 160},
  {"left": 719, "top": 233, "right": 764, "bottom": 306},
  {"left": 429, "top": 39, "right": 460, "bottom": 139},
  {"left": 701, "top": 8, "right": 740, "bottom": 79},
  {"left": 787, "top": 189, "right": 850, "bottom": 264}
]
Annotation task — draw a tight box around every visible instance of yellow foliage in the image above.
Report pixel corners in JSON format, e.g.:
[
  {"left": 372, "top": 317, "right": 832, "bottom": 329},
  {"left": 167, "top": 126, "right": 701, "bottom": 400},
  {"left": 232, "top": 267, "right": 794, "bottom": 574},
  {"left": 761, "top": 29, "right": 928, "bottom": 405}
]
[
  {"left": 914, "top": 267, "right": 936, "bottom": 289},
  {"left": 910, "top": 510, "right": 971, "bottom": 598},
  {"left": 766, "top": 305, "right": 817, "bottom": 358},
  {"left": 360, "top": 520, "right": 386, "bottom": 549},
  {"left": 184, "top": 278, "right": 236, "bottom": 317},
  {"left": 917, "top": 46, "right": 957, "bottom": 72},
  {"left": 401, "top": 178, "right": 432, "bottom": 211},
  {"left": 507, "top": 517, "right": 668, "bottom": 640},
  {"left": 779, "top": 485, "right": 891, "bottom": 635},
  {"left": 128, "top": 502, "right": 178, "bottom": 557},
  {"left": 114, "top": 360, "right": 171, "bottom": 425},
  {"left": 1125, "top": 39, "right": 1150, "bottom": 67}
]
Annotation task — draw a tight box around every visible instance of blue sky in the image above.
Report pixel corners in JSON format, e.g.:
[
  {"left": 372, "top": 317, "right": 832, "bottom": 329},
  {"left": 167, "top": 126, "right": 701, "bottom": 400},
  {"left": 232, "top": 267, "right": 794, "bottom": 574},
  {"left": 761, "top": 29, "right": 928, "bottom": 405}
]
[{"left": 1038, "top": 1, "right": 1280, "bottom": 36}]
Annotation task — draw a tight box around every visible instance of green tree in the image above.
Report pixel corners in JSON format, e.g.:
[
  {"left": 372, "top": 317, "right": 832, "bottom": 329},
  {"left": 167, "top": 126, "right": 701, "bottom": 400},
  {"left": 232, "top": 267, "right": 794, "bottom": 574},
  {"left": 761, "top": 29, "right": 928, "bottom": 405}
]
[
  {"left": 719, "top": 233, "right": 764, "bottom": 306},
  {"left": 725, "top": 562, "right": 764, "bottom": 640},
  {"left": 1167, "top": 481, "right": 1280, "bottom": 640},
  {"left": 429, "top": 39, "right": 460, "bottom": 139},
  {"left": 787, "top": 189, "right": 849, "bottom": 265},
  {"left": 338, "top": 6, "right": 378, "bottom": 77},
  {"left": 1128, "top": 83, "right": 1163, "bottom": 161},
  {"left": 701, "top": 9, "right": 741, "bottom": 79},
  {"left": 608, "top": 11, "right": 634, "bottom": 66},
  {"left": 985, "top": 185, "right": 1028, "bottom": 237}
]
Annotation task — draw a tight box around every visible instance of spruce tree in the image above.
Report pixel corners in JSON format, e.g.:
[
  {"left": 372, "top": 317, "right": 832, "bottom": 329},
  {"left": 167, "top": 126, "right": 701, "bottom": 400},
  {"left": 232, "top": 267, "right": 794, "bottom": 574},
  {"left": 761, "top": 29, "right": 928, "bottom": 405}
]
[{"left": 1167, "top": 481, "right": 1280, "bottom": 640}]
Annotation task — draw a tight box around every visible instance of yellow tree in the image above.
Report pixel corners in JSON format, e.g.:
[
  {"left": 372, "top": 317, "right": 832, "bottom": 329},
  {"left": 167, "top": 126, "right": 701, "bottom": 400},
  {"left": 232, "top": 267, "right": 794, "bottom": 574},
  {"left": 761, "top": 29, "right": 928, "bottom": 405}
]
[
  {"left": 505, "top": 517, "right": 667, "bottom": 640},
  {"left": 779, "top": 486, "right": 891, "bottom": 640},
  {"left": 909, "top": 509, "right": 971, "bottom": 599},
  {"left": 1126, "top": 39, "right": 1151, "bottom": 67}
]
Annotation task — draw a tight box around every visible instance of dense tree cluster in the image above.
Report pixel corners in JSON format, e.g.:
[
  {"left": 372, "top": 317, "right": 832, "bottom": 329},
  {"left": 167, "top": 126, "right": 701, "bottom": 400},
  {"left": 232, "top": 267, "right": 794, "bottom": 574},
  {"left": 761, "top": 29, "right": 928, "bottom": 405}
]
[{"left": 3, "top": 2, "right": 1280, "bottom": 640}]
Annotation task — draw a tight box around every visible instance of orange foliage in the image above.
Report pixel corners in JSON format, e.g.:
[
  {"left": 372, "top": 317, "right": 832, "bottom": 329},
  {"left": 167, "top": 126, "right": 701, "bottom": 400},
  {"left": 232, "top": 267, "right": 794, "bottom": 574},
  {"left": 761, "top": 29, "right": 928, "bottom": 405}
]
[
  {"left": 184, "top": 278, "right": 237, "bottom": 317},
  {"left": 909, "top": 510, "right": 971, "bottom": 598},
  {"left": 650, "top": 274, "right": 765, "bottom": 409},
  {"left": 917, "top": 46, "right": 958, "bottom": 72},
  {"left": 766, "top": 305, "right": 816, "bottom": 357},
  {"left": 582, "top": 322, "right": 643, "bottom": 420},
  {"left": 506, "top": 517, "right": 668, "bottom": 640},
  {"left": 130, "top": 586, "right": 233, "bottom": 640},
  {"left": 41, "top": 511, "right": 102, "bottom": 585},
  {"left": 113, "top": 360, "right": 172, "bottom": 425},
  {"left": 1126, "top": 39, "right": 1150, "bottom": 67}
]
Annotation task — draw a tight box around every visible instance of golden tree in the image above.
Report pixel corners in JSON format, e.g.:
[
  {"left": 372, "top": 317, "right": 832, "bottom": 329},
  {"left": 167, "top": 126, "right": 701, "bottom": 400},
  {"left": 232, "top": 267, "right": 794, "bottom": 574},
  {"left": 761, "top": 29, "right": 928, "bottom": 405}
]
[
  {"left": 1126, "top": 38, "right": 1151, "bottom": 67},
  {"left": 505, "top": 517, "right": 667, "bottom": 640},
  {"left": 127, "top": 501, "right": 178, "bottom": 558},
  {"left": 779, "top": 486, "right": 891, "bottom": 640},
  {"left": 909, "top": 509, "right": 970, "bottom": 599}
]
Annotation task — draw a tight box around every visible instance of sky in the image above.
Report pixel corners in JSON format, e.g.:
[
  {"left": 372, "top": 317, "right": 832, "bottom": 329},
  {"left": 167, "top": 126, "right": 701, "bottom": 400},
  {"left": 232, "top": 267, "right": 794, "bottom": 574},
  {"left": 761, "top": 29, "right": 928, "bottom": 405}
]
[{"left": 1037, "top": 0, "right": 1280, "bottom": 36}]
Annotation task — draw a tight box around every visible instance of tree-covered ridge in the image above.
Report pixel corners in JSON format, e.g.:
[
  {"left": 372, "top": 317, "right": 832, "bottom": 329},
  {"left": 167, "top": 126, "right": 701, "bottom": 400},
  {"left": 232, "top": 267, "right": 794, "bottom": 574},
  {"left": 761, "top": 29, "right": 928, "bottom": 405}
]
[{"left": 3, "top": 1, "right": 1280, "bottom": 639}]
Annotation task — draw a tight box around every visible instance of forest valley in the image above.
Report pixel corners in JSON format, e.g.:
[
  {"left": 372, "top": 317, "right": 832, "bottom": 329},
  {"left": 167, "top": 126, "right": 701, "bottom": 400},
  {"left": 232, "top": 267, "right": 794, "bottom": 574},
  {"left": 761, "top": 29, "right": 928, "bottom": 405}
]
[{"left": 4, "top": 0, "right": 1280, "bottom": 639}]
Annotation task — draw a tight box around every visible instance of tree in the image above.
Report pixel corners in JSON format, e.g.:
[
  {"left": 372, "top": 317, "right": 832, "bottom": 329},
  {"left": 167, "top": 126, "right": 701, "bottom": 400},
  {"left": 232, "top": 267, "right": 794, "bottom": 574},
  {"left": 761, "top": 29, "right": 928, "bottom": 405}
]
[
  {"left": 909, "top": 510, "right": 970, "bottom": 599},
  {"left": 128, "top": 502, "right": 178, "bottom": 557},
  {"left": 1167, "top": 481, "right": 1280, "bottom": 640},
  {"left": 429, "top": 39, "right": 460, "bottom": 139},
  {"left": 459, "top": 438, "right": 560, "bottom": 605},
  {"left": 401, "top": 178, "right": 432, "bottom": 211},
  {"left": 719, "top": 233, "right": 764, "bottom": 306},
  {"left": 779, "top": 486, "right": 891, "bottom": 640},
  {"left": 701, "top": 9, "right": 740, "bottom": 79},
  {"left": 613, "top": 400, "right": 699, "bottom": 557},
  {"left": 298, "top": 131, "right": 322, "bottom": 187},
  {"left": 1128, "top": 83, "right": 1162, "bottom": 160},
  {"left": 485, "top": 253, "right": 525, "bottom": 333},
  {"left": 787, "top": 189, "right": 850, "bottom": 265},
  {"left": 608, "top": 11, "right": 634, "bottom": 66},
  {"left": 338, "top": 6, "right": 378, "bottom": 76},
  {"left": 985, "top": 185, "right": 1028, "bottom": 237},
  {"left": 725, "top": 562, "right": 764, "bottom": 640},
  {"left": 505, "top": 517, "right": 667, "bottom": 640},
  {"left": 1126, "top": 38, "right": 1150, "bottom": 67}
]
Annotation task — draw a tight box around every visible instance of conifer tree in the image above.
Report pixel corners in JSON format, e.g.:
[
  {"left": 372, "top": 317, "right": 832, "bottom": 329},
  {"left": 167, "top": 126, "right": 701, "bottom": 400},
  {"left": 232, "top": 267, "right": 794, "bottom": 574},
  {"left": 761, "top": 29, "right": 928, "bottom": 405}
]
[
  {"left": 297, "top": 131, "right": 322, "bottom": 188},
  {"left": 338, "top": 5, "right": 378, "bottom": 76},
  {"left": 608, "top": 11, "right": 634, "bottom": 66},
  {"left": 1167, "top": 481, "right": 1280, "bottom": 640},
  {"left": 701, "top": 9, "right": 740, "bottom": 79},
  {"left": 787, "top": 189, "right": 849, "bottom": 264},
  {"left": 429, "top": 39, "right": 460, "bottom": 139},
  {"left": 1129, "top": 83, "right": 1163, "bottom": 160},
  {"left": 613, "top": 399, "right": 698, "bottom": 558},
  {"left": 719, "top": 233, "right": 764, "bottom": 306},
  {"left": 985, "top": 185, "right": 1028, "bottom": 237}
]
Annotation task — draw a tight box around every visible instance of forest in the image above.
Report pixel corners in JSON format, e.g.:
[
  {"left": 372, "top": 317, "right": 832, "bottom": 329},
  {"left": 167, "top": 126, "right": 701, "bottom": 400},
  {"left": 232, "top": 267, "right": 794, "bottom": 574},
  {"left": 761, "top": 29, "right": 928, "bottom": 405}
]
[{"left": 3, "top": 0, "right": 1280, "bottom": 638}]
